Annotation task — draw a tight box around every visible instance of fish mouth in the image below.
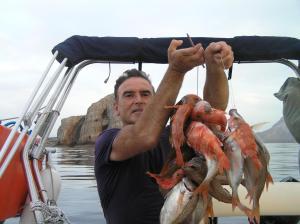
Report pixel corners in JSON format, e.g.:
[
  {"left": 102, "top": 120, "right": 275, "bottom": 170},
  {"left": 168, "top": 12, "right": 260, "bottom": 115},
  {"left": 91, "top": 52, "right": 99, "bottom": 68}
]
[{"left": 182, "top": 178, "right": 196, "bottom": 192}]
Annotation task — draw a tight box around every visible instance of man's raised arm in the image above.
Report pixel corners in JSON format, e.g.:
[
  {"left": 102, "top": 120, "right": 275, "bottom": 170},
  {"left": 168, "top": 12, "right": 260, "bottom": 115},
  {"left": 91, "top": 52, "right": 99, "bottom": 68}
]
[
  {"left": 110, "top": 40, "right": 205, "bottom": 161},
  {"left": 204, "top": 41, "right": 234, "bottom": 111}
]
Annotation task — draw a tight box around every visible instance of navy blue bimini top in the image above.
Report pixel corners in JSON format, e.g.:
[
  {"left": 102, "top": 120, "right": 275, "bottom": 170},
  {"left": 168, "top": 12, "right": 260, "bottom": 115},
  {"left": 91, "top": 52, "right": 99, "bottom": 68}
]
[{"left": 94, "top": 127, "right": 171, "bottom": 224}]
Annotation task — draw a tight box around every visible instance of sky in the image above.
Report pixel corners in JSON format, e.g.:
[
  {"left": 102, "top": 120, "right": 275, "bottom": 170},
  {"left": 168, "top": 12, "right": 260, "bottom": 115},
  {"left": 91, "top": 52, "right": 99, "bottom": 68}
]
[{"left": 0, "top": 0, "right": 299, "bottom": 136}]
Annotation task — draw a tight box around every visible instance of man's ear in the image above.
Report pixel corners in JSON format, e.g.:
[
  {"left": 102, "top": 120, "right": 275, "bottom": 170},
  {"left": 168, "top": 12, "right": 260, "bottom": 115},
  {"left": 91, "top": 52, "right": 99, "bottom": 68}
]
[{"left": 114, "top": 101, "right": 120, "bottom": 116}]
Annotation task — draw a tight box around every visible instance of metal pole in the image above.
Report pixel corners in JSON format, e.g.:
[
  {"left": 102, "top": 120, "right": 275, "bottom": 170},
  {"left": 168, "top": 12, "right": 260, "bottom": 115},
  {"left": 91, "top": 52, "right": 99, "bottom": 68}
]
[
  {"left": 0, "top": 58, "right": 67, "bottom": 178},
  {"left": 0, "top": 51, "right": 58, "bottom": 165}
]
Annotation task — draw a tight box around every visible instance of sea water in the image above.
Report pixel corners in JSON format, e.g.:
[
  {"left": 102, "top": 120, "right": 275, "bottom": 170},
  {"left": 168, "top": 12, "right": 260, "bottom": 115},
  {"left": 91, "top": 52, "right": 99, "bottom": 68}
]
[{"left": 5, "top": 143, "right": 300, "bottom": 224}]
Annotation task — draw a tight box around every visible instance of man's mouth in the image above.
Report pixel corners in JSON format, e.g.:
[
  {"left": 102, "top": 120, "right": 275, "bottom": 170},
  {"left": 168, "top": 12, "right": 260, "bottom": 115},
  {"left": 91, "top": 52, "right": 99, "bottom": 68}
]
[{"left": 132, "top": 109, "right": 143, "bottom": 114}]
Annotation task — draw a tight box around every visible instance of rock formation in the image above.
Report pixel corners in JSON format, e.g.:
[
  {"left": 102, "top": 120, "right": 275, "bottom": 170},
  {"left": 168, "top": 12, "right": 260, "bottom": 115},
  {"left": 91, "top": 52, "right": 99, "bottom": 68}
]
[
  {"left": 57, "top": 115, "right": 85, "bottom": 146},
  {"left": 256, "top": 117, "right": 297, "bottom": 143},
  {"left": 57, "top": 94, "right": 122, "bottom": 145}
]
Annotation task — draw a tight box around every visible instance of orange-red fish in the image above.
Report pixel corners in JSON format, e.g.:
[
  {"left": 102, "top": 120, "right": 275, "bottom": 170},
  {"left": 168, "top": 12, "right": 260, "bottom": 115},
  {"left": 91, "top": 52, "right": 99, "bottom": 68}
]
[
  {"left": 147, "top": 169, "right": 184, "bottom": 190},
  {"left": 185, "top": 121, "right": 230, "bottom": 197},
  {"left": 166, "top": 94, "right": 201, "bottom": 166},
  {"left": 191, "top": 100, "right": 227, "bottom": 132},
  {"left": 227, "top": 109, "right": 262, "bottom": 170}
]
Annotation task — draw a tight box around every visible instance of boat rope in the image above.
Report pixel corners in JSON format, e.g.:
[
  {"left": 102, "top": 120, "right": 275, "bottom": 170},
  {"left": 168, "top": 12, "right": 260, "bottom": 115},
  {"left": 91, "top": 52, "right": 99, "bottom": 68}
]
[{"left": 31, "top": 201, "right": 71, "bottom": 224}]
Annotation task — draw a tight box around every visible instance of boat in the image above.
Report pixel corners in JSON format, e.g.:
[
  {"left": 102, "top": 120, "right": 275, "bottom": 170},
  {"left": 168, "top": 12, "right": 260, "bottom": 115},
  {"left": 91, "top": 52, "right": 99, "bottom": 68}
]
[{"left": 0, "top": 35, "right": 300, "bottom": 223}]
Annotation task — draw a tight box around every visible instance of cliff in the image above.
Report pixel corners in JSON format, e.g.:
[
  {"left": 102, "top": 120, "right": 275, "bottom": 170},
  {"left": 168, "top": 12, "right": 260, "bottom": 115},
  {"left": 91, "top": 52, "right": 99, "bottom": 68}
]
[{"left": 57, "top": 94, "right": 122, "bottom": 145}]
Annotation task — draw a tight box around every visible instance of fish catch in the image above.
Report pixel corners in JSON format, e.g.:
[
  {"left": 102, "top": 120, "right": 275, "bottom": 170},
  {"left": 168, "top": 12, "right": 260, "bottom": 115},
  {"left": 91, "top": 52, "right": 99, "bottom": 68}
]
[{"left": 148, "top": 95, "right": 274, "bottom": 224}]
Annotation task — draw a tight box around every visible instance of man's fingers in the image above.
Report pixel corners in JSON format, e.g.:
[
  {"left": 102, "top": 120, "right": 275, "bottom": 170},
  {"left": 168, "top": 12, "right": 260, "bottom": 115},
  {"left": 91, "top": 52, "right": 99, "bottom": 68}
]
[
  {"left": 223, "top": 53, "right": 234, "bottom": 69},
  {"left": 168, "top": 39, "right": 183, "bottom": 52}
]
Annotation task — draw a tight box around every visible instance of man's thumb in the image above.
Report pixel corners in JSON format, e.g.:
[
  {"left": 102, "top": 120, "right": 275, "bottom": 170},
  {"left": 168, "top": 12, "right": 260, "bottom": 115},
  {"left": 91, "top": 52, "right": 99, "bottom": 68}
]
[{"left": 168, "top": 39, "right": 183, "bottom": 52}]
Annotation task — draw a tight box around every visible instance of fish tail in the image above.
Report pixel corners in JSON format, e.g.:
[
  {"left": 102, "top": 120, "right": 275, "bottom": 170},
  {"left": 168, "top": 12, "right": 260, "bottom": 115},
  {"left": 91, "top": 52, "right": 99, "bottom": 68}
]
[
  {"left": 231, "top": 192, "right": 239, "bottom": 211},
  {"left": 245, "top": 190, "right": 254, "bottom": 203},
  {"left": 206, "top": 198, "right": 214, "bottom": 218},
  {"left": 265, "top": 171, "right": 274, "bottom": 190},
  {"left": 235, "top": 198, "right": 252, "bottom": 219},
  {"left": 146, "top": 171, "right": 158, "bottom": 181},
  {"left": 251, "top": 204, "right": 260, "bottom": 224}
]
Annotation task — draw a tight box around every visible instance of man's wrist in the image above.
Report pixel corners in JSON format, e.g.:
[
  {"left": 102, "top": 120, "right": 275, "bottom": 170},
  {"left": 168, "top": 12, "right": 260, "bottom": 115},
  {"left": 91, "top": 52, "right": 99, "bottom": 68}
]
[{"left": 167, "top": 66, "right": 186, "bottom": 77}]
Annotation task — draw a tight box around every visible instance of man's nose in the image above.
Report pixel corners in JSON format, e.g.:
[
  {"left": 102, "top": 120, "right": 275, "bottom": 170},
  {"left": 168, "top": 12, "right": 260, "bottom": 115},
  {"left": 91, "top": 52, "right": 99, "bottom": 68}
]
[{"left": 133, "top": 94, "right": 143, "bottom": 103}]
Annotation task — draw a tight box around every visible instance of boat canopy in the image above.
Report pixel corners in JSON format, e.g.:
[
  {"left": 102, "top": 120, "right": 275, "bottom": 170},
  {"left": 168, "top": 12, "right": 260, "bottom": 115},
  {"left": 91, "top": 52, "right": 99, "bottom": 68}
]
[{"left": 52, "top": 35, "right": 300, "bottom": 68}]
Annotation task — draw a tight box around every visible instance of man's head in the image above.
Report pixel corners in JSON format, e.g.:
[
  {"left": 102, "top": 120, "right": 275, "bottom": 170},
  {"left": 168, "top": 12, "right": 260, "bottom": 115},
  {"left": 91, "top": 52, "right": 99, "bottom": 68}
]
[{"left": 114, "top": 69, "right": 155, "bottom": 125}]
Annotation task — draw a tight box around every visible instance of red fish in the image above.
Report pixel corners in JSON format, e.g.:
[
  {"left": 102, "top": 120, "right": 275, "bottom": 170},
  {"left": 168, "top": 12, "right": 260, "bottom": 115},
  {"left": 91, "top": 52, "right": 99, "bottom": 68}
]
[
  {"left": 185, "top": 121, "right": 230, "bottom": 197},
  {"left": 191, "top": 100, "right": 227, "bottom": 132},
  {"left": 166, "top": 94, "right": 201, "bottom": 166},
  {"left": 147, "top": 168, "right": 184, "bottom": 190},
  {"left": 227, "top": 109, "right": 262, "bottom": 170}
]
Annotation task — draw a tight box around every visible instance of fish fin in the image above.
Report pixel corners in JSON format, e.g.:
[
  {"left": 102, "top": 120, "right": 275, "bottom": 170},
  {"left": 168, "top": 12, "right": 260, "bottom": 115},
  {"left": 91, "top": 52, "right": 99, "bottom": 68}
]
[
  {"left": 206, "top": 198, "right": 214, "bottom": 218},
  {"left": 146, "top": 171, "right": 159, "bottom": 181},
  {"left": 218, "top": 155, "right": 230, "bottom": 173},
  {"left": 175, "top": 146, "right": 185, "bottom": 167},
  {"left": 231, "top": 194, "right": 238, "bottom": 211},
  {"left": 265, "top": 172, "right": 274, "bottom": 190},
  {"left": 245, "top": 190, "right": 254, "bottom": 204},
  {"left": 146, "top": 172, "right": 176, "bottom": 190},
  {"left": 251, "top": 204, "right": 260, "bottom": 224},
  {"left": 236, "top": 201, "right": 252, "bottom": 219}
]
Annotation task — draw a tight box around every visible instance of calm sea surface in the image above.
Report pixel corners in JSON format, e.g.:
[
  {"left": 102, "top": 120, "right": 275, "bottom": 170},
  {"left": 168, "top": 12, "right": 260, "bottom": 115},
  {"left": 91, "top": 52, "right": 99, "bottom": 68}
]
[{"left": 5, "top": 143, "right": 300, "bottom": 224}]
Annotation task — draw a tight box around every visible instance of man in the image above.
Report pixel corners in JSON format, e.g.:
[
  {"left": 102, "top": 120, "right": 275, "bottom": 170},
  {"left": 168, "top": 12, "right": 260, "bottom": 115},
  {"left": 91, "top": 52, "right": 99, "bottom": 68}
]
[{"left": 95, "top": 39, "right": 234, "bottom": 224}]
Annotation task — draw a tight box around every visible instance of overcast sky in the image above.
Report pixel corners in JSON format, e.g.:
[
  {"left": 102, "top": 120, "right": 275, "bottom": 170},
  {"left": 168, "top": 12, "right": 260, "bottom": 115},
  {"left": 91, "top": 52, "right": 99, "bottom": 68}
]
[{"left": 0, "top": 0, "right": 299, "bottom": 136}]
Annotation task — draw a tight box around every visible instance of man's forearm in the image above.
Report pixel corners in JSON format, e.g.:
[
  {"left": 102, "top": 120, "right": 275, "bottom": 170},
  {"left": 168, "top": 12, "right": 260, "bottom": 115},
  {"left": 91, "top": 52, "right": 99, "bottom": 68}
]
[
  {"left": 203, "top": 41, "right": 233, "bottom": 111},
  {"left": 134, "top": 67, "right": 185, "bottom": 143},
  {"left": 204, "top": 66, "right": 229, "bottom": 111}
]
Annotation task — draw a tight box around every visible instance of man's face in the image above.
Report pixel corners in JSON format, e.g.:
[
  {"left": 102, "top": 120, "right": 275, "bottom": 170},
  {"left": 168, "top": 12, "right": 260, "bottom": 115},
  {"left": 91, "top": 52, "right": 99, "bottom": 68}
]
[{"left": 115, "top": 77, "right": 154, "bottom": 125}]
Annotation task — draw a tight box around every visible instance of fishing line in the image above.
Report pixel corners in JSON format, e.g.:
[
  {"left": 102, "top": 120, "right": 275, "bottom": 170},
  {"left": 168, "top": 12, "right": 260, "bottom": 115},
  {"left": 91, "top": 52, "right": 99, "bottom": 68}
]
[
  {"left": 228, "top": 77, "right": 237, "bottom": 109},
  {"left": 196, "top": 66, "right": 199, "bottom": 96}
]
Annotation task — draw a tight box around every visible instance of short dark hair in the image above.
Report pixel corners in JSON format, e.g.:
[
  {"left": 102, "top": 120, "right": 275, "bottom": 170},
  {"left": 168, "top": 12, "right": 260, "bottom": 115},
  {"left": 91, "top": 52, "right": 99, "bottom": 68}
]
[{"left": 114, "top": 68, "right": 154, "bottom": 99}]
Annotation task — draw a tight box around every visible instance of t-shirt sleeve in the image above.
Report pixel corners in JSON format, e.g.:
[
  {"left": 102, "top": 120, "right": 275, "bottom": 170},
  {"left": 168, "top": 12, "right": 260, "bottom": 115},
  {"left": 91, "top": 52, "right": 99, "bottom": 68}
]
[{"left": 95, "top": 128, "right": 120, "bottom": 166}]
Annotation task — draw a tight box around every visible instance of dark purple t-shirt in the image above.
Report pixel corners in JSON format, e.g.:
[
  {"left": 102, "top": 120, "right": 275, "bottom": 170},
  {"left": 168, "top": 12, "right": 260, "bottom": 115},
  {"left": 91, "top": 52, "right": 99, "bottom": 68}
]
[{"left": 94, "top": 127, "right": 171, "bottom": 224}]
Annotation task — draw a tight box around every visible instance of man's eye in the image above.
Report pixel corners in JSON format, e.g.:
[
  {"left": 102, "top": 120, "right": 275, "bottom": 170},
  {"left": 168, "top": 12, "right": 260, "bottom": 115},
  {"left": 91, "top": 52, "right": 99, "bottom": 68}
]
[
  {"left": 124, "top": 93, "right": 133, "bottom": 97},
  {"left": 142, "top": 92, "right": 151, "bottom": 97}
]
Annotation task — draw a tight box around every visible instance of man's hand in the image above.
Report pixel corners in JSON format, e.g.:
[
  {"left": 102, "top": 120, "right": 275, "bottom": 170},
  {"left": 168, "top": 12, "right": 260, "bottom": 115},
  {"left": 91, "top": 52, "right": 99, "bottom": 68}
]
[
  {"left": 204, "top": 41, "right": 234, "bottom": 69},
  {"left": 167, "top": 39, "right": 205, "bottom": 75}
]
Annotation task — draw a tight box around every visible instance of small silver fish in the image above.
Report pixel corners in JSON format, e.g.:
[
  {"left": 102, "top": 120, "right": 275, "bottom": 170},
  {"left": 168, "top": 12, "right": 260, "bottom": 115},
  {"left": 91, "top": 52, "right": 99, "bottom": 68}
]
[
  {"left": 224, "top": 132, "right": 252, "bottom": 217},
  {"left": 160, "top": 177, "right": 197, "bottom": 224}
]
